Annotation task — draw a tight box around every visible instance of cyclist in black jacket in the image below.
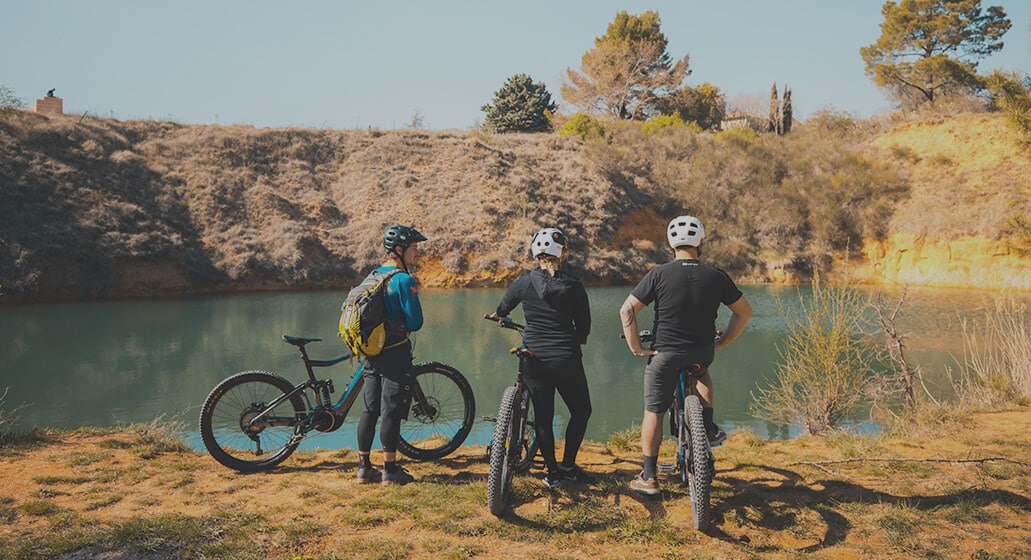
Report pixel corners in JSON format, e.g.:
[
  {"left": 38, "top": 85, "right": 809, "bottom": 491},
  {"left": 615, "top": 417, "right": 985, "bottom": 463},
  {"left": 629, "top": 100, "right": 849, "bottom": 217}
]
[{"left": 492, "top": 227, "right": 594, "bottom": 488}]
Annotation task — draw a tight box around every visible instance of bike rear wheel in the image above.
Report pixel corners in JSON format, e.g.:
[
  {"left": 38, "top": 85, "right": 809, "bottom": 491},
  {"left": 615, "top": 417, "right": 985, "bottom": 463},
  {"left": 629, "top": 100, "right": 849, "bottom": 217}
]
[
  {"left": 199, "top": 371, "right": 306, "bottom": 473},
  {"left": 397, "top": 362, "right": 475, "bottom": 461},
  {"left": 487, "top": 385, "right": 525, "bottom": 517},
  {"left": 684, "top": 394, "right": 713, "bottom": 530}
]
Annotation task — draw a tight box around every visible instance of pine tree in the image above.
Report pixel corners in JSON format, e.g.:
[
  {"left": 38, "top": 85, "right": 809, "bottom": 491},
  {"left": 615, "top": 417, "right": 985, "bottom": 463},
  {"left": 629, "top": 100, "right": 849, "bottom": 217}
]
[
  {"left": 562, "top": 11, "right": 691, "bottom": 120},
  {"left": 860, "top": 0, "right": 1011, "bottom": 108},
  {"left": 481, "top": 74, "right": 557, "bottom": 133}
]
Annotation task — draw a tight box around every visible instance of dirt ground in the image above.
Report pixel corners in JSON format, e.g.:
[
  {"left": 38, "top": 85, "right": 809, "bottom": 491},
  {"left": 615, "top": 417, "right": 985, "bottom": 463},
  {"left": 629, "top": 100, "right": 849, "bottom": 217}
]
[{"left": 1, "top": 410, "right": 1028, "bottom": 559}]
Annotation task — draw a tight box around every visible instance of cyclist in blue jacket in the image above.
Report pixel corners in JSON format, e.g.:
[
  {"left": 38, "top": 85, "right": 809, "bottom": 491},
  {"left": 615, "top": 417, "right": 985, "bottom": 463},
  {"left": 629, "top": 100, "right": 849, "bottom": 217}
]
[
  {"left": 356, "top": 224, "right": 427, "bottom": 486},
  {"left": 493, "top": 227, "right": 594, "bottom": 488}
]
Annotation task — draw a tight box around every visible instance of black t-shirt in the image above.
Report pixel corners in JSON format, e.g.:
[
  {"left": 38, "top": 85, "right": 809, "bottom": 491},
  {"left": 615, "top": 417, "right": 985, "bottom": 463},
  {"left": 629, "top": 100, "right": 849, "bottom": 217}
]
[
  {"left": 630, "top": 259, "right": 743, "bottom": 352},
  {"left": 496, "top": 268, "right": 591, "bottom": 359}
]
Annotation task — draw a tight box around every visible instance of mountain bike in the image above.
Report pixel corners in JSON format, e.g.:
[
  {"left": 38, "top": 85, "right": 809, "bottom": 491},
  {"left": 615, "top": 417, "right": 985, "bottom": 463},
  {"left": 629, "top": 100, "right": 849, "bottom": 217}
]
[
  {"left": 634, "top": 330, "right": 716, "bottom": 531},
  {"left": 483, "top": 314, "right": 539, "bottom": 517},
  {"left": 199, "top": 334, "right": 475, "bottom": 473}
]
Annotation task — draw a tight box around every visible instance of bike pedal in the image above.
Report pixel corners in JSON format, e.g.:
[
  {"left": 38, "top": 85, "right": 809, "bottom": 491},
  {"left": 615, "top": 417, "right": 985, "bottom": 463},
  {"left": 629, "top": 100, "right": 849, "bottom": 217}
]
[{"left": 657, "top": 463, "right": 675, "bottom": 475}]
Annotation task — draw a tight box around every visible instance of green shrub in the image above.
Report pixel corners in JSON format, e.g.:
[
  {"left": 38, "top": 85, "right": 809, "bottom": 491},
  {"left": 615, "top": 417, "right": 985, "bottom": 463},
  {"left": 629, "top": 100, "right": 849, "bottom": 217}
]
[
  {"left": 557, "top": 113, "right": 605, "bottom": 140},
  {"left": 641, "top": 114, "right": 699, "bottom": 134},
  {"left": 713, "top": 125, "right": 758, "bottom": 144},
  {"left": 805, "top": 109, "right": 860, "bottom": 136},
  {"left": 750, "top": 273, "right": 876, "bottom": 434},
  {"left": 984, "top": 70, "right": 1031, "bottom": 145}
]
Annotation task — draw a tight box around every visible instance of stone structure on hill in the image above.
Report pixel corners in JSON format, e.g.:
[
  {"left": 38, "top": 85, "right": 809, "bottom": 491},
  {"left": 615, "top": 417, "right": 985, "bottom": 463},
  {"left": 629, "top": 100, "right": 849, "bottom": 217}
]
[{"left": 35, "top": 90, "right": 63, "bottom": 115}]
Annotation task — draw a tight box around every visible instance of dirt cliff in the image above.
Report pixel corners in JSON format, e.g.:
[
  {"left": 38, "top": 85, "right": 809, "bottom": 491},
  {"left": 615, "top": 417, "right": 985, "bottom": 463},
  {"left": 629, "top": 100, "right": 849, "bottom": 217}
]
[
  {"left": 854, "top": 114, "right": 1031, "bottom": 290},
  {"left": 1, "top": 110, "right": 1028, "bottom": 302}
]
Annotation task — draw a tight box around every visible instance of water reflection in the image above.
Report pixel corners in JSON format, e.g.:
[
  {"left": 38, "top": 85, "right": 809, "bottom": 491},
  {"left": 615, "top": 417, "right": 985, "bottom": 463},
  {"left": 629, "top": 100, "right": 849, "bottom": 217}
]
[{"left": 0, "top": 285, "right": 1027, "bottom": 451}]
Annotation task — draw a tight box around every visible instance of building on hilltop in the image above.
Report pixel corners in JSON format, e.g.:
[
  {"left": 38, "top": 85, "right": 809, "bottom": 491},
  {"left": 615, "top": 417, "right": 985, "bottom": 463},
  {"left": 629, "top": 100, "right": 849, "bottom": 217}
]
[
  {"left": 719, "top": 111, "right": 766, "bottom": 132},
  {"left": 35, "top": 90, "right": 63, "bottom": 115}
]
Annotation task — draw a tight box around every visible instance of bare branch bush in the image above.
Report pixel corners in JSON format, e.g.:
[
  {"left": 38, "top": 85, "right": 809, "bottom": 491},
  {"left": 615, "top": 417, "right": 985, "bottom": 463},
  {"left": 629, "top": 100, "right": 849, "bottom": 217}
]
[{"left": 868, "top": 286, "right": 940, "bottom": 420}]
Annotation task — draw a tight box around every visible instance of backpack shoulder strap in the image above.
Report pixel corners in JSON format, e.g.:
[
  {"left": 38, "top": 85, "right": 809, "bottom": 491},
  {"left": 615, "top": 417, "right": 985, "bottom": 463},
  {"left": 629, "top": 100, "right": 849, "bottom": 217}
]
[{"left": 376, "top": 268, "right": 403, "bottom": 287}]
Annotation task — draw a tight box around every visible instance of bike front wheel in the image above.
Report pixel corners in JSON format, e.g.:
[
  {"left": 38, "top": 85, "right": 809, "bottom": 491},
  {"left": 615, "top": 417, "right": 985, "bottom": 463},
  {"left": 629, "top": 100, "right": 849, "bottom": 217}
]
[
  {"left": 397, "top": 361, "right": 475, "bottom": 461},
  {"left": 684, "top": 394, "right": 713, "bottom": 531},
  {"left": 199, "top": 370, "right": 307, "bottom": 473}
]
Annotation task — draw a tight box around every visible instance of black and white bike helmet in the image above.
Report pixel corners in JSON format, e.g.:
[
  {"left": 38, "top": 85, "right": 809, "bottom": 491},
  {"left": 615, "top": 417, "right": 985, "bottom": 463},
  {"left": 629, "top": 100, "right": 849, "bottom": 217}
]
[
  {"left": 383, "top": 224, "right": 428, "bottom": 251},
  {"left": 667, "top": 215, "right": 705, "bottom": 249},
  {"left": 530, "top": 228, "right": 566, "bottom": 259},
  {"left": 383, "top": 224, "right": 427, "bottom": 273}
]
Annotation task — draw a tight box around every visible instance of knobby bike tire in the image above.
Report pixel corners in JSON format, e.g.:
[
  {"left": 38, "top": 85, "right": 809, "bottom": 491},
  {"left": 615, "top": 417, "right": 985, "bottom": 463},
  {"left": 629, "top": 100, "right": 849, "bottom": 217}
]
[
  {"left": 684, "top": 394, "right": 713, "bottom": 531},
  {"left": 484, "top": 398, "right": 538, "bottom": 474},
  {"left": 397, "top": 362, "right": 476, "bottom": 461},
  {"left": 487, "top": 385, "right": 520, "bottom": 517},
  {"left": 199, "top": 370, "right": 306, "bottom": 473}
]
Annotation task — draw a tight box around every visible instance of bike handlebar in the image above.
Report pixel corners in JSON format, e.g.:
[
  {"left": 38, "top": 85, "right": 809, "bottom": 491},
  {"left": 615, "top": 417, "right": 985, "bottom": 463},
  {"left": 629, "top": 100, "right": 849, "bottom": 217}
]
[
  {"left": 620, "top": 330, "right": 654, "bottom": 343},
  {"left": 483, "top": 313, "right": 525, "bottom": 332}
]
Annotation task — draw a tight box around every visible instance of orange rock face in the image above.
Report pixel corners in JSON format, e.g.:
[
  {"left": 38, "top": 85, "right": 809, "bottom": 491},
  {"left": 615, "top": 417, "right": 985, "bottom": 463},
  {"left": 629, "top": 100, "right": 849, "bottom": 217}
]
[{"left": 858, "top": 234, "right": 1031, "bottom": 290}]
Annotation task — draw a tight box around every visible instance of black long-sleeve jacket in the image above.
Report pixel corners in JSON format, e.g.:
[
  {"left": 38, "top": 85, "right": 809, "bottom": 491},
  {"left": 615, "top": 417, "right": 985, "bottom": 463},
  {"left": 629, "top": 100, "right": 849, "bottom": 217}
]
[{"left": 496, "top": 267, "right": 591, "bottom": 359}]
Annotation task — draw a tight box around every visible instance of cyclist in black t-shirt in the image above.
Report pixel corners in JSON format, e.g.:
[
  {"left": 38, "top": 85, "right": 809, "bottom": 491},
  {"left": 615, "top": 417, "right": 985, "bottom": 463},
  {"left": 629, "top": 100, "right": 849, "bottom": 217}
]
[
  {"left": 619, "top": 215, "right": 752, "bottom": 496},
  {"left": 492, "top": 227, "right": 594, "bottom": 488}
]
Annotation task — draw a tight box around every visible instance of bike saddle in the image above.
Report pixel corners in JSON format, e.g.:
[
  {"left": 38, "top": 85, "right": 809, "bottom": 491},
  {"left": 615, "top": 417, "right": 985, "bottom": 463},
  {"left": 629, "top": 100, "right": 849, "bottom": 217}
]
[
  {"left": 683, "top": 363, "right": 705, "bottom": 376},
  {"left": 282, "top": 335, "right": 321, "bottom": 347}
]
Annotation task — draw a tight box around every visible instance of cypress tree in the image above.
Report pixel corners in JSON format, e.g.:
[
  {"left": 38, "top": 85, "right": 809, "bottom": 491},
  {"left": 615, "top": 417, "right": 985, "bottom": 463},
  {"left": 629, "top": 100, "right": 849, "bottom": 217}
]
[
  {"left": 782, "top": 86, "right": 793, "bottom": 134},
  {"left": 768, "top": 83, "right": 780, "bottom": 133}
]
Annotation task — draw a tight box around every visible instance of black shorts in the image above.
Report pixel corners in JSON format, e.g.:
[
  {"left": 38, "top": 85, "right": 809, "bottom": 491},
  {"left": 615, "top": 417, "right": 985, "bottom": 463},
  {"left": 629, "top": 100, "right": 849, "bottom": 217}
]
[
  {"left": 643, "top": 348, "right": 714, "bottom": 413},
  {"left": 362, "top": 340, "right": 415, "bottom": 420}
]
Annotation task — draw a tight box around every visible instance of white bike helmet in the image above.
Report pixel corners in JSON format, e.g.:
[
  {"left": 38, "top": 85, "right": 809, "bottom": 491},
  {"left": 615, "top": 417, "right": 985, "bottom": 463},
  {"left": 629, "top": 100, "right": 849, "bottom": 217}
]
[
  {"left": 667, "top": 215, "right": 705, "bottom": 249},
  {"left": 530, "top": 228, "right": 566, "bottom": 259}
]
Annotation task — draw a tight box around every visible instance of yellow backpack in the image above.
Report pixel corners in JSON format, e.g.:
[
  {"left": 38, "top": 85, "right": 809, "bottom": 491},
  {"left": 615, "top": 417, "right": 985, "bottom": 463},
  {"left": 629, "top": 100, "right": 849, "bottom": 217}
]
[{"left": 338, "top": 269, "right": 401, "bottom": 357}]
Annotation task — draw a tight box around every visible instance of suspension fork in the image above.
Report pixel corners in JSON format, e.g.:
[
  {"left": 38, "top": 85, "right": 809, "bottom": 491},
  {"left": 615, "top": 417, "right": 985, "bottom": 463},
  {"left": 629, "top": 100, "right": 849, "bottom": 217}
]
[
  {"left": 410, "top": 377, "right": 435, "bottom": 418},
  {"left": 509, "top": 357, "right": 532, "bottom": 458}
]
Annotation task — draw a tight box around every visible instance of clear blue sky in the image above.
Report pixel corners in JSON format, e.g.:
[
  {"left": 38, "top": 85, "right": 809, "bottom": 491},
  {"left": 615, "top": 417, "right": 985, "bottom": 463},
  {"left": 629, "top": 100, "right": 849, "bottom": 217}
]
[{"left": 3, "top": 1, "right": 1029, "bottom": 130}]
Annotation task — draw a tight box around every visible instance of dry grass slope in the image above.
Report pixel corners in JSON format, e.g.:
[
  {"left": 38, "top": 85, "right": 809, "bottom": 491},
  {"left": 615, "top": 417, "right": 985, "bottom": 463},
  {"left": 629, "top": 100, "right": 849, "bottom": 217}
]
[{"left": 0, "top": 410, "right": 1027, "bottom": 559}]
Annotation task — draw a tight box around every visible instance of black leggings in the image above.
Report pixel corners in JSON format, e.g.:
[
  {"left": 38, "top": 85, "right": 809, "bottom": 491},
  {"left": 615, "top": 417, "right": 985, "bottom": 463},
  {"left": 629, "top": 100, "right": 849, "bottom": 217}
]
[
  {"left": 357, "top": 410, "right": 401, "bottom": 453},
  {"left": 522, "top": 354, "right": 592, "bottom": 471}
]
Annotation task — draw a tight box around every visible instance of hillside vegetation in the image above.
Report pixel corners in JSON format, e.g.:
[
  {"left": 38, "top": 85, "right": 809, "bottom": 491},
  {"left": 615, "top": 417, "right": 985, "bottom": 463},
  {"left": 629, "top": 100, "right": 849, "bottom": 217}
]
[{"left": 1, "top": 109, "right": 1029, "bottom": 302}]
